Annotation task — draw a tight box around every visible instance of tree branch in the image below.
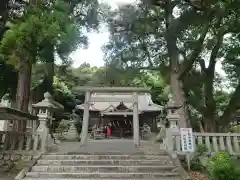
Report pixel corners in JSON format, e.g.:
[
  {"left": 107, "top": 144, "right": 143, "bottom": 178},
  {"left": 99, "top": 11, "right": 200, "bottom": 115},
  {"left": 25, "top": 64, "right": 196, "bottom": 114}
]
[
  {"left": 198, "top": 58, "right": 206, "bottom": 71},
  {"left": 220, "top": 82, "right": 240, "bottom": 124},
  {"left": 127, "top": 65, "right": 162, "bottom": 71},
  {"left": 204, "top": 30, "right": 224, "bottom": 118},
  {"left": 185, "top": 92, "right": 206, "bottom": 114},
  {"left": 183, "top": 0, "right": 205, "bottom": 11},
  {"left": 167, "top": 8, "right": 204, "bottom": 38},
  {"left": 179, "top": 22, "right": 210, "bottom": 79},
  {"left": 137, "top": 37, "right": 154, "bottom": 67}
]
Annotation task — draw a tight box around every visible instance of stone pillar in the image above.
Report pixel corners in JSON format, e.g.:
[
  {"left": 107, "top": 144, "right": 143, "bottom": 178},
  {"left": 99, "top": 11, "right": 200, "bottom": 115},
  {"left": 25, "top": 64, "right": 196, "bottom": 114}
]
[
  {"left": 33, "top": 92, "right": 63, "bottom": 152},
  {"left": 1, "top": 94, "right": 11, "bottom": 108},
  {"left": 165, "top": 96, "right": 181, "bottom": 150},
  {"left": 80, "top": 91, "right": 91, "bottom": 146},
  {"left": 166, "top": 97, "right": 181, "bottom": 133},
  {"left": 37, "top": 108, "right": 51, "bottom": 152},
  {"left": 133, "top": 92, "right": 140, "bottom": 147},
  {"left": 0, "top": 94, "right": 11, "bottom": 131}
]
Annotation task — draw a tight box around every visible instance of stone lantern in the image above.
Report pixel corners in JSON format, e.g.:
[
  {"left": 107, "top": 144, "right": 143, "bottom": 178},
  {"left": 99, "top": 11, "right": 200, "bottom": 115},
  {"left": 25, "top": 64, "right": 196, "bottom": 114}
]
[
  {"left": 1, "top": 93, "right": 11, "bottom": 108},
  {"left": 32, "top": 92, "right": 63, "bottom": 151},
  {"left": 0, "top": 94, "right": 12, "bottom": 131},
  {"left": 65, "top": 110, "right": 80, "bottom": 141},
  {"left": 166, "top": 94, "right": 181, "bottom": 133}
]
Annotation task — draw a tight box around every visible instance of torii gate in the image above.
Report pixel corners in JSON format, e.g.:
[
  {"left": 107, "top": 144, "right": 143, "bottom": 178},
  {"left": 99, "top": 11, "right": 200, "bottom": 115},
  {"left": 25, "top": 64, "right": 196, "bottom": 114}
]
[{"left": 74, "top": 86, "right": 150, "bottom": 147}]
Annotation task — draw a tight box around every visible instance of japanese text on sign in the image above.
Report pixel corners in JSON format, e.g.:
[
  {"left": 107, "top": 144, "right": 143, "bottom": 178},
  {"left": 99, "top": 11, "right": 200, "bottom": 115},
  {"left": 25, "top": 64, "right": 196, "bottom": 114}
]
[{"left": 180, "top": 128, "right": 194, "bottom": 152}]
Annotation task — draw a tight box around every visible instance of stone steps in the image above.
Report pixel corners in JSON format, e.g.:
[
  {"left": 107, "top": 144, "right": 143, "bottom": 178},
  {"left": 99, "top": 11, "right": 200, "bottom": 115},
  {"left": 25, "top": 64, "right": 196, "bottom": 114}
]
[
  {"left": 37, "top": 159, "right": 173, "bottom": 165},
  {"left": 41, "top": 154, "right": 169, "bottom": 160},
  {"left": 24, "top": 172, "right": 180, "bottom": 179},
  {"left": 31, "top": 165, "right": 176, "bottom": 173},
  {"left": 22, "top": 153, "right": 182, "bottom": 179},
  {"left": 23, "top": 178, "right": 181, "bottom": 180}
]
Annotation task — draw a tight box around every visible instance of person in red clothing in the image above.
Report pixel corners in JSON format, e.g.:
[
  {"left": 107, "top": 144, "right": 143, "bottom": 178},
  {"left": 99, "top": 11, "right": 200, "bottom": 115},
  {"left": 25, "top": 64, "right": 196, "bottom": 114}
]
[{"left": 107, "top": 125, "right": 111, "bottom": 139}]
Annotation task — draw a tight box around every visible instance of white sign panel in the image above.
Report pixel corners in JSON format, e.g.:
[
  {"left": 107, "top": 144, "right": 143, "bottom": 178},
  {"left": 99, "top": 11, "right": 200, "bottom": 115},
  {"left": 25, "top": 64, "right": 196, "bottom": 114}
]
[
  {"left": 0, "top": 121, "right": 5, "bottom": 131},
  {"left": 180, "top": 128, "right": 194, "bottom": 152}
]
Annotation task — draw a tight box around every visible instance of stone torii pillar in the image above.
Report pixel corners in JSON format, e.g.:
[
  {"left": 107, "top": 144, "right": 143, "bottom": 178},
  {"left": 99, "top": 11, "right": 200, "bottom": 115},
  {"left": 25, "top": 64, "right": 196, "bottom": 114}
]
[
  {"left": 80, "top": 91, "right": 91, "bottom": 146},
  {"left": 133, "top": 92, "right": 140, "bottom": 147}
]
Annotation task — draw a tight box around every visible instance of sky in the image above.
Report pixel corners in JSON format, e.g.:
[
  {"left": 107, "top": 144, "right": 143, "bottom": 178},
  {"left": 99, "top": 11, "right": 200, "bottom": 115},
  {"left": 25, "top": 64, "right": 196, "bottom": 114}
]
[{"left": 71, "top": 0, "right": 137, "bottom": 68}]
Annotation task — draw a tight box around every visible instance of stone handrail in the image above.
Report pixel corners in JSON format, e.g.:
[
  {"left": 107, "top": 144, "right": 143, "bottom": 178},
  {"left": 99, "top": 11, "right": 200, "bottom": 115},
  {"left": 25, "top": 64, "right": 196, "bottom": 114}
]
[
  {"left": 0, "top": 131, "right": 41, "bottom": 152},
  {"left": 167, "top": 131, "right": 240, "bottom": 155}
]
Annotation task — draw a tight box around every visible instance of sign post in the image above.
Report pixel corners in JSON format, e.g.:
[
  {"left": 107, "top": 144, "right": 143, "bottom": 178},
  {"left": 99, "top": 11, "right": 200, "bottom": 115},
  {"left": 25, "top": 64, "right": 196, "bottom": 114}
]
[{"left": 180, "top": 128, "right": 194, "bottom": 170}]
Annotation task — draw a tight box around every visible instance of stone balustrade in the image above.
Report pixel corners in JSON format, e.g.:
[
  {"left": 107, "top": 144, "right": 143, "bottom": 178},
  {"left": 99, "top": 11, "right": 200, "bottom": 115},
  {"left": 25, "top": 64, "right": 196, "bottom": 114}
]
[
  {"left": 0, "top": 92, "right": 63, "bottom": 154},
  {"left": 167, "top": 131, "right": 240, "bottom": 155},
  {"left": 0, "top": 130, "right": 41, "bottom": 152},
  {"left": 162, "top": 96, "right": 240, "bottom": 156}
]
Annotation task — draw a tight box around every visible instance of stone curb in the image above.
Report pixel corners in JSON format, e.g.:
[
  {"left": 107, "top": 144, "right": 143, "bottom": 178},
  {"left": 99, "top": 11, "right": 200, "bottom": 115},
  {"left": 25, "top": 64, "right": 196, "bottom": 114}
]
[
  {"left": 15, "top": 154, "right": 43, "bottom": 180},
  {"left": 167, "top": 151, "right": 190, "bottom": 180}
]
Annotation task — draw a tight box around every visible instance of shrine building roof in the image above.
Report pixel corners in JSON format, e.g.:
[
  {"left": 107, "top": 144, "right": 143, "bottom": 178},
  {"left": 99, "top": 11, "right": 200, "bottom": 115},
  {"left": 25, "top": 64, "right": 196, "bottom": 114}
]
[
  {"left": 76, "top": 92, "right": 162, "bottom": 112},
  {"left": 0, "top": 103, "right": 38, "bottom": 121}
]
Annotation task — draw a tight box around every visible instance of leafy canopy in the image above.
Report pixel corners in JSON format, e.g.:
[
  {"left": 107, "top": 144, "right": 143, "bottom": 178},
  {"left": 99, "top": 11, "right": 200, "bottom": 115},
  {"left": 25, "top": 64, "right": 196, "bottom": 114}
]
[{"left": 0, "top": 0, "right": 80, "bottom": 67}]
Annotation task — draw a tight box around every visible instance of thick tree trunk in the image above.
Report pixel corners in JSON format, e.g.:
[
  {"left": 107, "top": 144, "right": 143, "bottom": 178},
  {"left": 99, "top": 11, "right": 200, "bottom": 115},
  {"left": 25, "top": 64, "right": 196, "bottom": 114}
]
[
  {"left": 164, "top": 4, "right": 188, "bottom": 128},
  {"left": 44, "top": 50, "right": 54, "bottom": 93},
  {"left": 170, "top": 68, "right": 188, "bottom": 128},
  {"left": 16, "top": 60, "right": 32, "bottom": 112},
  {"left": 203, "top": 117, "right": 217, "bottom": 132},
  {"left": 165, "top": 33, "right": 188, "bottom": 128},
  {"left": 16, "top": 59, "right": 32, "bottom": 131},
  {"left": 43, "top": 61, "right": 54, "bottom": 93}
]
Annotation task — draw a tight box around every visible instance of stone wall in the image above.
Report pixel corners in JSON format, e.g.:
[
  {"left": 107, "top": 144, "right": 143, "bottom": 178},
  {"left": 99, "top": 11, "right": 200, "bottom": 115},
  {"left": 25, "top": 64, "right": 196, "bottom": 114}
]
[{"left": 0, "top": 153, "right": 34, "bottom": 173}]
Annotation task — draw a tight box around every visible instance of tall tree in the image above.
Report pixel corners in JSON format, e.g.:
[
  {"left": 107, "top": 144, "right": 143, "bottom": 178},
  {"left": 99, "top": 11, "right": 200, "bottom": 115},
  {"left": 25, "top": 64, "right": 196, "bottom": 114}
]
[
  {"left": 103, "top": 0, "right": 240, "bottom": 131},
  {"left": 0, "top": 0, "right": 100, "bottom": 112},
  {"left": 40, "top": 0, "right": 100, "bottom": 93}
]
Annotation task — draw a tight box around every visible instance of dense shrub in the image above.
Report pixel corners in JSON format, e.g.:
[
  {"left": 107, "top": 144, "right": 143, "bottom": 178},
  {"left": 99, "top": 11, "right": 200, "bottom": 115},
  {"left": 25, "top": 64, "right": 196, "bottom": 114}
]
[
  {"left": 190, "top": 144, "right": 208, "bottom": 171},
  {"left": 230, "top": 125, "right": 240, "bottom": 132},
  {"left": 207, "top": 152, "right": 240, "bottom": 180}
]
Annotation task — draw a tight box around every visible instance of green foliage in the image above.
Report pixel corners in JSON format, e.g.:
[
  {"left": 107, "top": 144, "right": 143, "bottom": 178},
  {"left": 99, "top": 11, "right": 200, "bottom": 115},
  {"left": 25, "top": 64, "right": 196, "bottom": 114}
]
[
  {"left": 196, "top": 144, "right": 209, "bottom": 156},
  {"left": 230, "top": 125, "right": 240, "bottom": 132},
  {"left": 0, "top": 61, "right": 17, "bottom": 97},
  {"left": 207, "top": 152, "right": 240, "bottom": 180},
  {"left": 0, "top": 0, "right": 102, "bottom": 105},
  {"left": 0, "top": 0, "right": 79, "bottom": 66},
  {"left": 190, "top": 144, "right": 208, "bottom": 171},
  {"left": 55, "top": 120, "right": 70, "bottom": 139},
  {"left": 65, "top": 62, "right": 169, "bottom": 108}
]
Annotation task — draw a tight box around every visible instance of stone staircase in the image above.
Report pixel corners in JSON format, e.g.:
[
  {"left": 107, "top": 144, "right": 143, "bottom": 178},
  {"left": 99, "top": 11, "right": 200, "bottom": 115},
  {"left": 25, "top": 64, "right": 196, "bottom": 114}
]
[{"left": 22, "top": 152, "right": 183, "bottom": 180}]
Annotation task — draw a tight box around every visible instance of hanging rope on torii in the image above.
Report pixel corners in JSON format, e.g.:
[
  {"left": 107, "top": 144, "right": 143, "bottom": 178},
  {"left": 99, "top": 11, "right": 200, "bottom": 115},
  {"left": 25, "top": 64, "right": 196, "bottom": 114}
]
[{"left": 74, "top": 86, "right": 150, "bottom": 147}]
